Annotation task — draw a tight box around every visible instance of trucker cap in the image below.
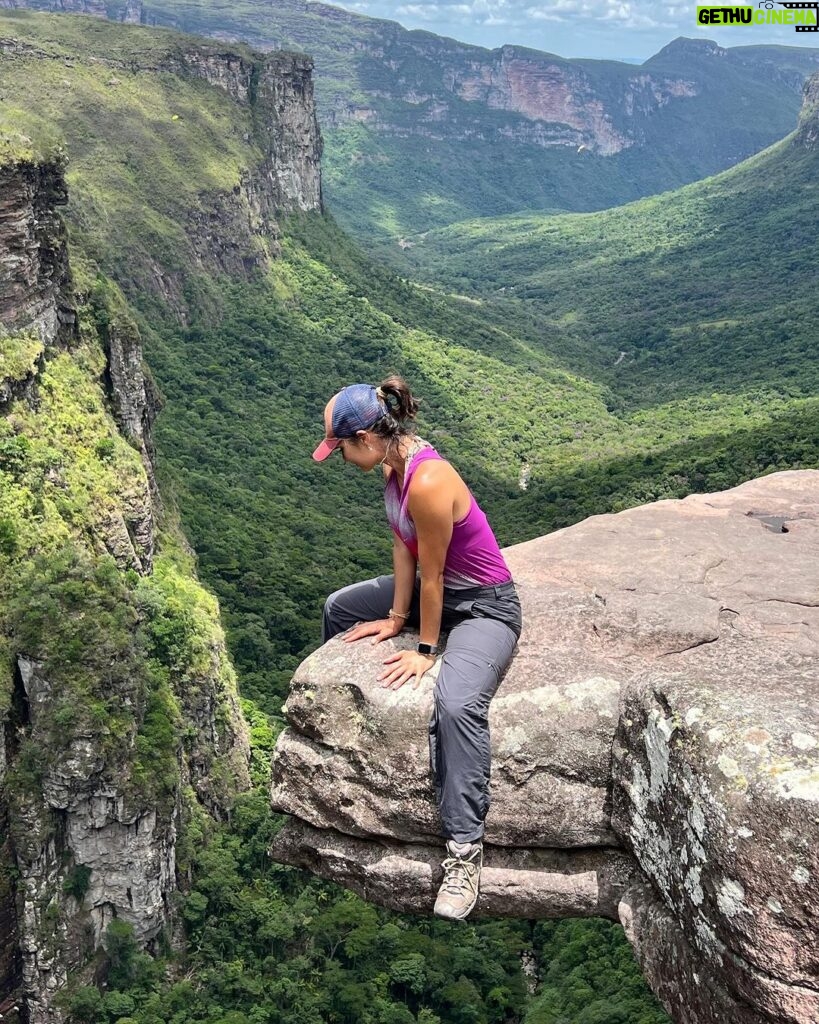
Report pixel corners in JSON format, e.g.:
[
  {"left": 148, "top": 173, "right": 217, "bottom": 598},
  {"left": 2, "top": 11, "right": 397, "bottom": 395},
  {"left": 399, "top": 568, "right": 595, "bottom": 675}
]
[{"left": 312, "top": 384, "right": 387, "bottom": 461}]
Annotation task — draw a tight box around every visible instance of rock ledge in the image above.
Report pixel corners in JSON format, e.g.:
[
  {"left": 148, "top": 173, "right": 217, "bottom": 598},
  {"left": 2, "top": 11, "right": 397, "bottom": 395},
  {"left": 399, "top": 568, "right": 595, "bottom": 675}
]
[{"left": 271, "top": 471, "right": 819, "bottom": 1024}]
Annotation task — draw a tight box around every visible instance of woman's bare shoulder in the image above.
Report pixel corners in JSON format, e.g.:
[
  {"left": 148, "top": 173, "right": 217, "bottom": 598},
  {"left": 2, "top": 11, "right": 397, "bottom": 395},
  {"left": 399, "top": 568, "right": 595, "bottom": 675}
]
[{"left": 408, "top": 458, "right": 469, "bottom": 512}]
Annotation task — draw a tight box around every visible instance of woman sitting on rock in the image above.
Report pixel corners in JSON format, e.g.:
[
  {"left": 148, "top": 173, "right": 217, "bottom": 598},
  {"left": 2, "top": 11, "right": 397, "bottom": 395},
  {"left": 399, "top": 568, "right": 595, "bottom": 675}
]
[{"left": 313, "top": 375, "right": 522, "bottom": 920}]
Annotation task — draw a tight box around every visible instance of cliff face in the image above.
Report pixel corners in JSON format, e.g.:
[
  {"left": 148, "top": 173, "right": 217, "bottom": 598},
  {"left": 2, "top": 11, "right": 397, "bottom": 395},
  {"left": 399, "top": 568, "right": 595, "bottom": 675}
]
[
  {"left": 0, "top": 0, "right": 133, "bottom": 19},
  {"left": 270, "top": 471, "right": 819, "bottom": 1024},
  {"left": 435, "top": 46, "right": 697, "bottom": 155},
  {"left": 797, "top": 73, "right": 819, "bottom": 149},
  {"left": 157, "top": 44, "right": 322, "bottom": 218},
  {"left": 0, "top": 31, "right": 322, "bottom": 291},
  {"left": 313, "top": 34, "right": 693, "bottom": 155},
  {"left": 0, "top": 155, "right": 157, "bottom": 565},
  {"left": 0, "top": 156, "right": 75, "bottom": 349},
  {"left": 155, "top": 47, "right": 321, "bottom": 291},
  {"left": 0, "top": 153, "right": 251, "bottom": 1023},
  {"left": 242, "top": 2, "right": 688, "bottom": 154}
]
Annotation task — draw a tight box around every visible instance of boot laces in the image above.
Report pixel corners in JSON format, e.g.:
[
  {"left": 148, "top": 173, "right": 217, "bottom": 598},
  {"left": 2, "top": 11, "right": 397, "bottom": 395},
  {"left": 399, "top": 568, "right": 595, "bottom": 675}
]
[{"left": 440, "top": 847, "right": 480, "bottom": 897}]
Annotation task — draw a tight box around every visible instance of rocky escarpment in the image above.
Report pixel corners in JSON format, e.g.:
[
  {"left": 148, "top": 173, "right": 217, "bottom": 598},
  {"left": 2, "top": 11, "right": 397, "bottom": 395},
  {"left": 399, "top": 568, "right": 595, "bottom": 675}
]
[
  {"left": 0, "top": 26, "right": 322, "bottom": 284},
  {"left": 0, "top": 0, "right": 140, "bottom": 20},
  {"left": 0, "top": 153, "right": 251, "bottom": 1023},
  {"left": 155, "top": 47, "right": 322, "bottom": 220},
  {"left": 439, "top": 45, "right": 695, "bottom": 155},
  {"left": 797, "top": 72, "right": 819, "bottom": 149},
  {"left": 0, "top": 153, "right": 157, "bottom": 567},
  {"left": 260, "top": 4, "right": 698, "bottom": 155},
  {"left": 0, "top": 155, "right": 75, "bottom": 350},
  {"left": 270, "top": 471, "right": 819, "bottom": 1024},
  {"left": 309, "top": 25, "right": 697, "bottom": 155},
  {"left": 155, "top": 44, "right": 322, "bottom": 281}
]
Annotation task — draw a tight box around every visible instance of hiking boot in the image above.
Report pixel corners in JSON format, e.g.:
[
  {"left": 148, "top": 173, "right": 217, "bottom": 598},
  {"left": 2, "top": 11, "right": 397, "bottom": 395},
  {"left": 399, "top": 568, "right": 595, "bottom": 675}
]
[{"left": 433, "top": 840, "right": 482, "bottom": 920}]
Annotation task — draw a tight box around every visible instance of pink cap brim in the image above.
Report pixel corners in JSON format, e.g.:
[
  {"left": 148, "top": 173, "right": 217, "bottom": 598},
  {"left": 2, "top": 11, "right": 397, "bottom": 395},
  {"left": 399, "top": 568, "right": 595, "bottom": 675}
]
[{"left": 312, "top": 437, "right": 342, "bottom": 461}]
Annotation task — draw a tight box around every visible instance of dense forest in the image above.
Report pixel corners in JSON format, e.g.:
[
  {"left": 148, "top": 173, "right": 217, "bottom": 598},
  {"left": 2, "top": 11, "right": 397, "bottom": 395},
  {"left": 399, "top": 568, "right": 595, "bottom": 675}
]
[{"left": 2, "top": 8, "right": 817, "bottom": 1024}]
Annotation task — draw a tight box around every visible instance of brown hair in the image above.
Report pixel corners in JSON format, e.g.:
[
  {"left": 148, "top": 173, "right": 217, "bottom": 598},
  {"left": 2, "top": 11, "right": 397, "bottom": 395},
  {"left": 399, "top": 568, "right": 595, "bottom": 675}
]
[{"left": 368, "top": 375, "right": 420, "bottom": 449}]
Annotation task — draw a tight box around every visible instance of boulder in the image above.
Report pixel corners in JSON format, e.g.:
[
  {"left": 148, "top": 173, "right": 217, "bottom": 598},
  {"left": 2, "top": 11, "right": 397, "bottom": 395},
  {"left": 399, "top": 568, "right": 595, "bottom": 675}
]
[{"left": 270, "top": 470, "right": 819, "bottom": 1024}]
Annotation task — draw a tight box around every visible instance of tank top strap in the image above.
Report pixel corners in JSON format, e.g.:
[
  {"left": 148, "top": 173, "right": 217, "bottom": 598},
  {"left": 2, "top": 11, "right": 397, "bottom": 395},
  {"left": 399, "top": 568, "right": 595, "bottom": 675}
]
[{"left": 401, "top": 447, "right": 444, "bottom": 502}]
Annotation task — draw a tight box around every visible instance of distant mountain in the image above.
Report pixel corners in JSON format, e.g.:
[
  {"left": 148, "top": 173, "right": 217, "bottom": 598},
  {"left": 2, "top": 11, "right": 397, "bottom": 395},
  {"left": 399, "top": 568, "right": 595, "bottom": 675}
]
[
  {"left": 395, "top": 71, "right": 819, "bottom": 414},
  {"left": 4, "top": 0, "right": 819, "bottom": 246}
]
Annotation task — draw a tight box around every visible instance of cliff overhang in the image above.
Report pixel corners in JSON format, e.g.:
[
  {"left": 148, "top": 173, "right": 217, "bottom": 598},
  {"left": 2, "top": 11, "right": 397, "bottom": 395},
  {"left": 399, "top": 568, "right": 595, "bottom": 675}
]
[{"left": 270, "top": 471, "right": 819, "bottom": 1024}]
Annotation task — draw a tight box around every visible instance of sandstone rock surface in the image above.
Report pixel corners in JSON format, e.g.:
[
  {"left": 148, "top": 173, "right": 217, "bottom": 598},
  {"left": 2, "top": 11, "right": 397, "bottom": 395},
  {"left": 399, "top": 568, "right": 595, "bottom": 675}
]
[{"left": 270, "top": 471, "right": 819, "bottom": 1024}]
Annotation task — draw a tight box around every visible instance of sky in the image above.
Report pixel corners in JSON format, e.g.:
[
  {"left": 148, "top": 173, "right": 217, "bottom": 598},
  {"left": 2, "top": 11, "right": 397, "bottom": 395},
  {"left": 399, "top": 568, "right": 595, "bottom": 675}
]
[{"left": 338, "top": 0, "right": 819, "bottom": 60}]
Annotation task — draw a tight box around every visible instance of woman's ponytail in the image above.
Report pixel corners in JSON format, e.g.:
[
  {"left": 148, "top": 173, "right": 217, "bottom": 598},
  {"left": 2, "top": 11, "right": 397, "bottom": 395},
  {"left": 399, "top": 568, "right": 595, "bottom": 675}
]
[{"left": 376, "top": 375, "right": 420, "bottom": 423}]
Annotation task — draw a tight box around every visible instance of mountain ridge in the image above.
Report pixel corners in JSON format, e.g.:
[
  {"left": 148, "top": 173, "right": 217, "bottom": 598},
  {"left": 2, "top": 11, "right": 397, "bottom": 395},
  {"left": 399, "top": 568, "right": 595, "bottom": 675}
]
[{"left": 4, "top": 0, "right": 819, "bottom": 243}]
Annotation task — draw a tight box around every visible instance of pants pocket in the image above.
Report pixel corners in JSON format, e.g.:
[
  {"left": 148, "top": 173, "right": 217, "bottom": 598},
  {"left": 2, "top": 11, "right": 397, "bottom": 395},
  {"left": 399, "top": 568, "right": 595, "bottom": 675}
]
[{"left": 471, "top": 594, "right": 522, "bottom": 638}]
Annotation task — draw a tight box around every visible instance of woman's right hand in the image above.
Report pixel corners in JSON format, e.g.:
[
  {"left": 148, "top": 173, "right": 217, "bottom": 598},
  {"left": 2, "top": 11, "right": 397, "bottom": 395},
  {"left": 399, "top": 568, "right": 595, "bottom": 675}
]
[{"left": 343, "top": 618, "right": 404, "bottom": 645}]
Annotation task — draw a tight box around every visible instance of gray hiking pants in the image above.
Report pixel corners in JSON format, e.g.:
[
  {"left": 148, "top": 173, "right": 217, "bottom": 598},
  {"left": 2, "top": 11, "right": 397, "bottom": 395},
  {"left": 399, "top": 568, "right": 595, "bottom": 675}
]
[{"left": 322, "top": 575, "right": 522, "bottom": 843}]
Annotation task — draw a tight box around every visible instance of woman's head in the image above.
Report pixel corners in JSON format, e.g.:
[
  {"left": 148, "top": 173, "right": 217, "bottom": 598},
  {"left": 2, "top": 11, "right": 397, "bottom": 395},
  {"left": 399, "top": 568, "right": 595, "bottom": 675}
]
[{"left": 312, "top": 376, "right": 420, "bottom": 466}]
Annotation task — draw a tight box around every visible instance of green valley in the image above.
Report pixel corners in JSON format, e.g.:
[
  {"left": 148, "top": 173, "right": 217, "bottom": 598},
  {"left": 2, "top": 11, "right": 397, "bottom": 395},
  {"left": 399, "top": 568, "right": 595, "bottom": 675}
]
[
  {"left": 394, "top": 125, "right": 819, "bottom": 407},
  {"left": 2, "top": 7, "right": 817, "bottom": 1024}
]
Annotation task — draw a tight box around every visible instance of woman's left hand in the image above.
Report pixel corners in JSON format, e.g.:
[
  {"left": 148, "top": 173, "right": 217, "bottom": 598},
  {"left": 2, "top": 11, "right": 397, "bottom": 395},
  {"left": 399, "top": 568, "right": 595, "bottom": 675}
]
[{"left": 379, "top": 649, "right": 437, "bottom": 690}]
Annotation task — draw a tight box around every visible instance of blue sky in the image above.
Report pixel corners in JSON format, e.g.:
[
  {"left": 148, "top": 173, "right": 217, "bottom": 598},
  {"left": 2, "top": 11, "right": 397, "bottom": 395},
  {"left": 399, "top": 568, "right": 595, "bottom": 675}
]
[{"left": 338, "top": 1, "right": 819, "bottom": 60}]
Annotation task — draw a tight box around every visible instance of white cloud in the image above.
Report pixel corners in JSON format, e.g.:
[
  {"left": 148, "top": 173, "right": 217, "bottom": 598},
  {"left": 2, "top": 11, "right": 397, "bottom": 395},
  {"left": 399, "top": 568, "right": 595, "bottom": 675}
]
[
  {"left": 402, "top": 0, "right": 520, "bottom": 26},
  {"left": 355, "top": 0, "right": 819, "bottom": 58},
  {"left": 526, "top": 10, "right": 569, "bottom": 22},
  {"left": 395, "top": 3, "right": 442, "bottom": 20}
]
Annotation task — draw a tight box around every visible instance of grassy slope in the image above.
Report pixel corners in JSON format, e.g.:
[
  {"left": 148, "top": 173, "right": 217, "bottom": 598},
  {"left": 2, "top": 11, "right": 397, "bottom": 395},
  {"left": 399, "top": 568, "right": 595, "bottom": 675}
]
[
  {"left": 395, "top": 131, "right": 819, "bottom": 404},
  {"left": 85, "top": 0, "right": 819, "bottom": 245}
]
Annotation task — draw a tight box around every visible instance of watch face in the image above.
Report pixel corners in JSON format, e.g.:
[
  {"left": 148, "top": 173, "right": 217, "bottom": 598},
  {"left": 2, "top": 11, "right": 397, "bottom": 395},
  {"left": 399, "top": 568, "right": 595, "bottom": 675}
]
[{"left": 417, "top": 643, "right": 437, "bottom": 655}]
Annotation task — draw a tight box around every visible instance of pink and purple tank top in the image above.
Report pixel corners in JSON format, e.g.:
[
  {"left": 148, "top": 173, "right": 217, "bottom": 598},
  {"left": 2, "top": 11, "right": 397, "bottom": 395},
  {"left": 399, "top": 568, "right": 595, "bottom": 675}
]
[{"left": 384, "top": 443, "right": 512, "bottom": 589}]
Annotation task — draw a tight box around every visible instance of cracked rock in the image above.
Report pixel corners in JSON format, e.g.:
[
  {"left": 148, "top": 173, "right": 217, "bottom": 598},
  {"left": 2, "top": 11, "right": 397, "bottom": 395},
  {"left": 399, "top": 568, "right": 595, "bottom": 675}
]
[{"left": 271, "top": 470, "right": 819, "bottom": 1024}]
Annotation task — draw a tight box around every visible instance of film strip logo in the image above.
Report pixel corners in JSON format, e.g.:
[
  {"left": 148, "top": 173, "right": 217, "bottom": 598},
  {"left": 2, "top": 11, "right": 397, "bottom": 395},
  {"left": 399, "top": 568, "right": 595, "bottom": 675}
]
[{"left": 772, "top": 1, "right": 819, "bottom": 30}]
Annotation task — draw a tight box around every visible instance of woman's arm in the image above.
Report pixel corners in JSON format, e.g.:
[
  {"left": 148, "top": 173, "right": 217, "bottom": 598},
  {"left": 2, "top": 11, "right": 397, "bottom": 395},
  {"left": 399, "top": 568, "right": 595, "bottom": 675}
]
[
  {"left": 413, "top": 484, "right": 453, "bottom": 647},
  {"left": 379, "top": 464, "right": 455, "bottom": 688},
  {"left": 391, "top": 533, "right": 418, "bottom": 620},
  {"left": 342, "top": 535, "right": 417, "bottom": 645}
]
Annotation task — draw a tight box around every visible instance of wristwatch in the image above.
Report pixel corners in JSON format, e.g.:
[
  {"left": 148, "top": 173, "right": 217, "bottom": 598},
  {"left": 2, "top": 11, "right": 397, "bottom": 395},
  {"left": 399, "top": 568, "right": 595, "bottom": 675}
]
[{"left": 416, "top": 642, "right": 439, "bottom": 657}]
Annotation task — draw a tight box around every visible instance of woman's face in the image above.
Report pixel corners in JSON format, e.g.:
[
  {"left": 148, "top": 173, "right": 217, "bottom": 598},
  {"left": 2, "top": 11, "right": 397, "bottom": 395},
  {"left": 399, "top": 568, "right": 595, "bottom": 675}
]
[{"left": 340, "top": 434, "right": 383, "bottom": 471}]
